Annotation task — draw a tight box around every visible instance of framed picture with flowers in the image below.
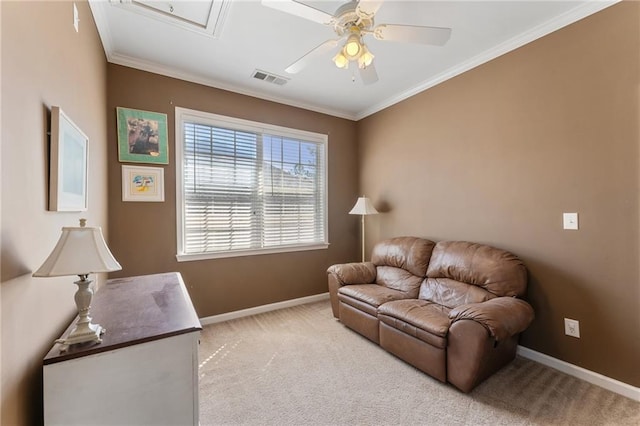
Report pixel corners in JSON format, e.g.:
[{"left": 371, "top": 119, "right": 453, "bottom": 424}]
[{"left": 121, "top": 165, "right": 165, "bottom": 202}]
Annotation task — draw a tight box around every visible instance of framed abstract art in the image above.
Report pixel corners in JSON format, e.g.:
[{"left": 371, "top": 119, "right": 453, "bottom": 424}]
[{"left": 49, "top": 106, "right": 88, "bottom": 211}]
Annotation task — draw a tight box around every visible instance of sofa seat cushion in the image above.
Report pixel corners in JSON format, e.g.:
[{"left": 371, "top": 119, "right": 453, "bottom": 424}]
[
  {"left": 338, "top": 284, "right": 412, "bottom": 316},
  {"left": 378, "top": 300, "right": 451, "bottom": 349}
]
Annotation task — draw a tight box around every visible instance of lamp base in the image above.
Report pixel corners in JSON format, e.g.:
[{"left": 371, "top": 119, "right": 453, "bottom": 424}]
[
  {"left": 55, "top": 275, "right": 105, "bottom": 351},
  {"left": 55, "top": 322, "right": 104, "bottom": 350}
]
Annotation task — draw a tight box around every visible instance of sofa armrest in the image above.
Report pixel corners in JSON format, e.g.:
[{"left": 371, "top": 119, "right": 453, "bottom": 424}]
[
  {"left": 448, "top": 297, "right": 534, "bottom": 342},
  {"left": 327, "top": 263, "right": 376, "bottom": 318},
  {"left": 327, "top": 262, "right": 376, "bottom": 285}
]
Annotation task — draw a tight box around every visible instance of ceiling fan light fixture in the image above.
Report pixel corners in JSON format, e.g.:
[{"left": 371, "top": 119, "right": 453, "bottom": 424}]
[
  {"left": 344, "top": 34, "right": 362, "bottom": 59},
  {"left": 265, "top": 0, "right": 453, "bottom": 85},
  {"left": 358, "top": 46, "right": 374, "bottom": 68},
  {"left": 333, "top": 51, "right": 349, "bottom": 69}
]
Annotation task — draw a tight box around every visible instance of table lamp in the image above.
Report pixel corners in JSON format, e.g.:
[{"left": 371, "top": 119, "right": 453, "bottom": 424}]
[
  {"left": 33, "top": 219, "right": 122, "bottom": 348},
  {"left": 349, "top": 196, "right": 379, "bottom": 262}
]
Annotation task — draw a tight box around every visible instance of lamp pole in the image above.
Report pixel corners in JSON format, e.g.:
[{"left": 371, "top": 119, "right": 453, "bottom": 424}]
[{"left": 360, "top": 214, "right": 366, "bottom": 262}]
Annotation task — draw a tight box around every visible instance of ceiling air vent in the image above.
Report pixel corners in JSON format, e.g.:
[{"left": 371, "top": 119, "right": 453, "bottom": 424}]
[{"left": 252, "top": 70, "right": 289, "bottom": 86}]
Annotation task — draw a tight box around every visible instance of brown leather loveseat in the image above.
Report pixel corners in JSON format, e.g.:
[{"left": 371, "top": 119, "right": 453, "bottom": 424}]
[{"left": 327, "top": 237, "right": 534, "bottom": 393}]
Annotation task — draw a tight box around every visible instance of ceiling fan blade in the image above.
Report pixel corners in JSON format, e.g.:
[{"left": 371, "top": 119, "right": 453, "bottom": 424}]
[
  {"left": 374, "top": 24, "right": 452, "bottom": 46},
  {"left": 356, "top": 0, "right": 384, "bottom": 19},
  {"left": 359, "top": 63, "right": 379, "bottom": 85},
  {"left": 261, "top": 0, "right": 334, "bottom": 25},
  {"left": 285, "top": 39, "right": 340, "bottom": 74}
]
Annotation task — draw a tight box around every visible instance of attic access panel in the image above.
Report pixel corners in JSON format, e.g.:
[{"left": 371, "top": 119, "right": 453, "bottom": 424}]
[{"left": 110, "top": 0, "right": 230, "bottom": 37}]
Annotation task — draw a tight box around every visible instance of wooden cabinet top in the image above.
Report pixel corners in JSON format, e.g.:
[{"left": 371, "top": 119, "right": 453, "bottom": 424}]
[{"left": 44, "top": 272, "right": 202, "bottom": 365}]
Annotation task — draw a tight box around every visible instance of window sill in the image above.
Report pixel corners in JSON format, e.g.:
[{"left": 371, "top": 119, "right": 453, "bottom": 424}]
[{"left": 176, "top": 243, "right": 330, "bottom": 262}]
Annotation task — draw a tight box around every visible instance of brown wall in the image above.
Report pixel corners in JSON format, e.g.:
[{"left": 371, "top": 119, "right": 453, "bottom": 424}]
[
  {"left": 1, "top": 1, "right": 108, "bottom": 424},
  {"left": 107, "top": 65, "right": 360, "bottom": 317},
  {"left": 357, "top": 2, "right": 639, "bottom": 387}
]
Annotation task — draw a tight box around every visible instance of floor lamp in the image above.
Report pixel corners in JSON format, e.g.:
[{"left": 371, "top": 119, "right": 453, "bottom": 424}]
[{"left": 349, "top": 196, "right": 379, "bottom": 262}]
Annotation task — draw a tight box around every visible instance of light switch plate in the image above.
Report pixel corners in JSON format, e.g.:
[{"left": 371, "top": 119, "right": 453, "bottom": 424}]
[{"left": 563, "top": 213, "right": 578, "bottom": 230}]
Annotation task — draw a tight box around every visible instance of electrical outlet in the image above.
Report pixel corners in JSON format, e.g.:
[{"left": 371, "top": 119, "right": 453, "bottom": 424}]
[{"left": 564, "top": 318, "right": 580, "bottom": 338}]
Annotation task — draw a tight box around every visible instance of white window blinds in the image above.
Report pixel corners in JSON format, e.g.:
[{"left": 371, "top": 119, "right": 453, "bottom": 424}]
[{"left": 176, "top": 108, "right": 328, "bottom": 260}]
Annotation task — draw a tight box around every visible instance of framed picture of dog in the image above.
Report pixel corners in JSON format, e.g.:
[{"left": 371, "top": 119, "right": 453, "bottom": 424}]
[{"left": 117, "top": 107, "right": 168, "bottom": 164}]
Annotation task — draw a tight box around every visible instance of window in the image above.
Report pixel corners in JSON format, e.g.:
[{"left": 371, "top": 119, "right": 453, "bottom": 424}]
[{"left": 175, "top": 108, "right": 328, "bottom": 261}]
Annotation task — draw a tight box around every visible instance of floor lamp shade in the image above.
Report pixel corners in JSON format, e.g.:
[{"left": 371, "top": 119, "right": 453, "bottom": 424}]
[
  {"left": 349, "top": 196, "right": 379, "bottom": 262},
  {"left": 33, "top": 219, "right": 121, "bottom": 348},
  {"left": 349, "top": 197, "right": 379, "bottom": 216}
]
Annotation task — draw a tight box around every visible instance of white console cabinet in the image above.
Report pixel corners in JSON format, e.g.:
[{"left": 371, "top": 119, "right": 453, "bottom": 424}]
[{"left": 43, "top": 273, "right": 201, "bottom": 425}]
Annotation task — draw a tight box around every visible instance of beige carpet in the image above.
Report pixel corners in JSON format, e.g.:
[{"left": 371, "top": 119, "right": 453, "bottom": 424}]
[{"left": 198, "top": 301, "right": 639, "bottom": 425}]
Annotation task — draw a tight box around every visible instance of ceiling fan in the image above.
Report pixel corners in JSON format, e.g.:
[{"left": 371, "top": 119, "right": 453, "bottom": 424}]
[{"left": 261, "top": 0, "right": 452, "bottom": 85}]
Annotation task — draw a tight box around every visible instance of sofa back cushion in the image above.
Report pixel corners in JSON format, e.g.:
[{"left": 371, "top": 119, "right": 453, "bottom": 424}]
[
  {"left": 375, "top": 267, "right": 424, "bottom": 296},
  {"left": 371, "top": 237, "right": 436, "bottom": 297},
  {"left": 420, "top": 241, "right": 527, "bottom": 308},
  {"left": 419, "top": 277, "right": 496, "bottom": 309}
]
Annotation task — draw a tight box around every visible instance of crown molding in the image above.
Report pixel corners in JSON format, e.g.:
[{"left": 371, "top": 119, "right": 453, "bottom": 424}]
[
  {"left": 88, "top": 0, "right": 115, "bottom": 59},
  {"left": 91, "top": 1, "right": 354, "bottom": 120},
  {"left": 107, "top": 52, "right": 358, "bottom": 121},
  {"left": 91, "top": 0, "right": 620, "bottom": 122},
  {"left": 355, "top": 0, "right": 621, "bottom": 120}
]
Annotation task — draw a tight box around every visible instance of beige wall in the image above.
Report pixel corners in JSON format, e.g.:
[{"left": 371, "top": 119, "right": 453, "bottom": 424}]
[
  {"left": 0, "top": 1, "right": 108, "bottom": 424},
  {"left": 357, "top": 2, "right": 639, "bottom": 387},
  {"left": 107, "top": 65, "right": 360, "bottom": 317}
]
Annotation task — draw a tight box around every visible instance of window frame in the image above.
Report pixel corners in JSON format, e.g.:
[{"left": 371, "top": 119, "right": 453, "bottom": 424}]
[{"left": 175, "top": 107, "right": 329, "bottom": 262}]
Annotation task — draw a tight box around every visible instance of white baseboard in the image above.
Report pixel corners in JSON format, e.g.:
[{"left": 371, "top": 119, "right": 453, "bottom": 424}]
[
  {"left": 517, "top": 346, "right": 640, "bottom": 402},
  {"left": 199, "top": 292, "right": 330, "bottom": 325}
]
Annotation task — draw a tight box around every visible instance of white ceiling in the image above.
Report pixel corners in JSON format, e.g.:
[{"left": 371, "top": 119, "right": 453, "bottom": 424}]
[{"left": 89, "top": 0, "right": 618, "bottom": 120}]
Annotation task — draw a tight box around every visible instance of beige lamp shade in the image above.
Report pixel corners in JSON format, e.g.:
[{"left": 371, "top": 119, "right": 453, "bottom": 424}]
[
  {"left": 33, "top": 220, "right": 121, "bottom": 277},
  {"left": 349, "top": 197, "right": 379, "bottom": 215}
]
